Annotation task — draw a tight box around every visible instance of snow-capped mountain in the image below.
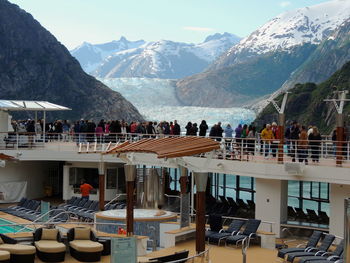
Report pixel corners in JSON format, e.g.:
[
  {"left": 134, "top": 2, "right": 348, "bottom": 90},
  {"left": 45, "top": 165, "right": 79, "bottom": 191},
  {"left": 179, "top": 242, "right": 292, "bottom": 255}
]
[
  {"left": 214, "top": 0, "right": 350, "bottom": 69},
  {"left": 71, "top": 33, "right": 240, "bottom": 79},
  {"left": 70, "top": 37, "right": 145, "bottom": 73},
  {"left": 176, "top": 0, "right": 350, "bottom": 108}
]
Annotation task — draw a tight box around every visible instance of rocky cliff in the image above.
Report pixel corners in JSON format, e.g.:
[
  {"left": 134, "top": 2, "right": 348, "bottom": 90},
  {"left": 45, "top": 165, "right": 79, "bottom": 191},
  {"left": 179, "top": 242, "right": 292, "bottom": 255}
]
[
  {"left": 0, "top": 0, "right": 142, "bottom": 121},
  {"left": 255, "top": 62, "right": 350, "bottom": 134}
]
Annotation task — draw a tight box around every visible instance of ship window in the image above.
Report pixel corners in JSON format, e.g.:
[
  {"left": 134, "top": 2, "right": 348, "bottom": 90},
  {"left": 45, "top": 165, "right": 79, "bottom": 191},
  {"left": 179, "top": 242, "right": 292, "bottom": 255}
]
[
  {"left": 288, "top": 180, "right": 329, "bottom": 218},
  {"left": 210, "top": 174, "right": 255, "bottom": 202},
  {"left": 69, "top": 167, "right": 98, "bottom": 188},
  {"left": 106, "top": 169, "right": 117, "bottom": 189}
]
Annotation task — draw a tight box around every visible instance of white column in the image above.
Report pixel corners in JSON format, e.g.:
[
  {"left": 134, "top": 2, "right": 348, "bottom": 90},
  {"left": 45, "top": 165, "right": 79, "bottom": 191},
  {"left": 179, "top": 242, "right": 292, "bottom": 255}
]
[
  {"left": 329, "top": 184, "right": 350, "bottom": 238},
  {"left": 0, "top": 111, "right": 9, "bottom": 141},
  {"left": 255, "top": 178, "right": 288, "bottom": 237},
  {"left": 62, "top": 165, "right": 71, "bottom": 200}
]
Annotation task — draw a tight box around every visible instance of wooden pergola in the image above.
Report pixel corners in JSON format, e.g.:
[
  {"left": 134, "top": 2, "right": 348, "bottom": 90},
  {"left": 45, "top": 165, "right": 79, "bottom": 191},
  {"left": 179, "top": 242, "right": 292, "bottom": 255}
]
[
  {"left": 0, "top": 153, "right": 16, "bottom": 161},
  {"left": 105, "top": 136, "right": 220, "bottom": 158},
  {"left": 104, "top": 137, "right": 220, "bottom": 253}
]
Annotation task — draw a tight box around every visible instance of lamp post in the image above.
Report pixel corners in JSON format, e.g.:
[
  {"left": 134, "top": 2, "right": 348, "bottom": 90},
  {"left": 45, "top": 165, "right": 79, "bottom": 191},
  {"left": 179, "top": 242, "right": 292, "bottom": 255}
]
[
  {"left": 124, "top": 164, "right": 136, "bottom": 236},
  {"left": 194, "top": 172, "right": 208, "bottom": 254},
  {"left": 268, "top": 92, "right": 289, "bottom": 164},
  {"left": 98, "top": 161, "right": 105, "bottom": 211}
]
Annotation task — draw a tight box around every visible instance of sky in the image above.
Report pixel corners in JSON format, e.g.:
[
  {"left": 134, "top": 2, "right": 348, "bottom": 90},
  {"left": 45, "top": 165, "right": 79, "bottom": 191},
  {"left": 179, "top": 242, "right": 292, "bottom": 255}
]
[{"left": 10, "top": 0, "right": 331, "bottom": 50}]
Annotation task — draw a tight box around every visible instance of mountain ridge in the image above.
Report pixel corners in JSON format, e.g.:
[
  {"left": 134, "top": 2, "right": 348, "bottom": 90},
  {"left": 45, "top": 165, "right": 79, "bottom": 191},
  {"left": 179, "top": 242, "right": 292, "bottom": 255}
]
[
  {"left": 174, "top": 0, "right": 350, "bottom": 108},
  {"left": 71, "top": 33, "right": 241, "bottom": 79},
  {"left": 0, "top": 0, "right": 143, "bottom": 121}
]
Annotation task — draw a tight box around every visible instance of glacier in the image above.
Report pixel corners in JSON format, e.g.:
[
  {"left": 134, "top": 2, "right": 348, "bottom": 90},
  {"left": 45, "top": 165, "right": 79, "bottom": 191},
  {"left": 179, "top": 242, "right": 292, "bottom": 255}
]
[{"left": 100, "top": 77, "right": 256, "bottom": 127}]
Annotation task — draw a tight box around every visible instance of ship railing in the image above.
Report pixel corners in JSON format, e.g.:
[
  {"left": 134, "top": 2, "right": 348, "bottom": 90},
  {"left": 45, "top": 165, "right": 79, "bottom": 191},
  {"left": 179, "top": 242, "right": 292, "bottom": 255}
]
[
  {"left": 15, "top": 209, "right": 77, "bottom": 233},
  {"left": 167, "top": 247, "right": 210, "bottom": 263},
  {"left": 0, "top": 221, "right": 127, "bottom": 236},
  {"left": 104, "top": 193, "right": 126, "bottom": 209},
  {"left": 0, "top": 132, "right": 349, "bottom": 166}
]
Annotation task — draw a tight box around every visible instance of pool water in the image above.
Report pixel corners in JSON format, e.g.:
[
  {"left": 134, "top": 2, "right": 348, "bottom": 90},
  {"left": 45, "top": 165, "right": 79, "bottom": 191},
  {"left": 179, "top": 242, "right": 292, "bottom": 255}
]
[{"left": 0, "top": 218, "right": 32, "bottom": 234}]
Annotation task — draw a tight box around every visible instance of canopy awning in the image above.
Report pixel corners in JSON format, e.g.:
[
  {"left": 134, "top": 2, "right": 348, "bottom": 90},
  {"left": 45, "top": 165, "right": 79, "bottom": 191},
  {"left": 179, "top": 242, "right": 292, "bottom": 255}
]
[
  {"left": 0, "top": 153, "right": 16, "bottom": 161},
  {"left": 104, "top": 137, "right": 220, "bottom": 158},
  {"left": 0, "top": 100, "right": 71, "bottom": 111}
]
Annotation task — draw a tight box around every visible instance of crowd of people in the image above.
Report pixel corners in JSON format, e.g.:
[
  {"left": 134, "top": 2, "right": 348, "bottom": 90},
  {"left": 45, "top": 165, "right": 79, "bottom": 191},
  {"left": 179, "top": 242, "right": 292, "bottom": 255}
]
[
  {"left": 8, "top": 118, "right": 349, "bottom": 162},
  {"left": 259, "top": 121, "right": 348, "bottom": 163}
]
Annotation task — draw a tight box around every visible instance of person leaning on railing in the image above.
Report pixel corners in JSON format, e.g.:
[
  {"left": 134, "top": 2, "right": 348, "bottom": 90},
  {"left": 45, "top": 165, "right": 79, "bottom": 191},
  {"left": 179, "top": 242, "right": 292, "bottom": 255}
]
[
  {"left": 308, "top": 126, "right": 322, "bottom": 163},
  {"left": 297, "top": 126, "right": 308, "bottom": 164},
  {"left": 261, "top": 124, "right": 274, "bottom": 158}
]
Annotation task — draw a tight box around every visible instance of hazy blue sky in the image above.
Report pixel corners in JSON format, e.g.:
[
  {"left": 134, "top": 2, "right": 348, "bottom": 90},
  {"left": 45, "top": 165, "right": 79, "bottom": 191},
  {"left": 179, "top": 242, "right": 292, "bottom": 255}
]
[{"left": 10, "top": 0, "right": 331, "bottom": 49}]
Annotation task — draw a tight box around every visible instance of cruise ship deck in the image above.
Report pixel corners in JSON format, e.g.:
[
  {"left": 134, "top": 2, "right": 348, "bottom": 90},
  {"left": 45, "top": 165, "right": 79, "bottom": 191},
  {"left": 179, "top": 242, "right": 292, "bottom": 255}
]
[{"left": 0, "top": 101, "right": 349, "bottom": 262}]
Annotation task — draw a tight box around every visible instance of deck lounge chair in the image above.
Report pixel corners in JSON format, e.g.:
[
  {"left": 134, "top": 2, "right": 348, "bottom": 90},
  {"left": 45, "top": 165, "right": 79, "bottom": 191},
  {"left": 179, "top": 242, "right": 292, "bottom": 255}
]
[
  {"left": 298, "top": 239, "right": 343, "bottom": 263},
  {"left": 277, "top": 231, "right": 323, "bottom": 259},
  {"left": 66, "top": 198, "right": 88, "bottom": 211},
  {"left": 285, "top": 234, "right": 335, "bottom": 263},
  {"left": 69, "top": 200, "right": 93, "bottom": 212},
  {"left": 59, "top": 197, "right": 81, "bottom": 210},
  {"left": 0, "top": 250, "right": 10, "bottom": 263},
  {"left": 0, "top": 233, "right": 36, "bottom": 263},
  {"left": 225, "top": 219, "right": 261, "bottom": 247},
  {"left": 310, "top": 259, "right": 343, "bottom": 263},
  {"left": 205, "top": 214, "right": 222, "bottom": 240},
  {"left": 67, "top": 227, "right": 103, "bottom": 262},
  {"left": 207, "top": 219, "right": 245, "bottom": 245},
  {"left": 33, "top": 228, "right": 66, "bottom": 262},
  {"left": 0, "top": 198, "right": 27, "bottom": 212},
  {"left": 77, "top": 201, "right": 98, "bottom": 217}
]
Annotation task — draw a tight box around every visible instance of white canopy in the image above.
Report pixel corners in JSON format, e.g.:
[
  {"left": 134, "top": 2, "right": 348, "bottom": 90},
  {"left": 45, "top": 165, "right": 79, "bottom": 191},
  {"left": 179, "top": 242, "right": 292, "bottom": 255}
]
[{"left": 0, "top": 100, "right": 71, "bottom": 111}]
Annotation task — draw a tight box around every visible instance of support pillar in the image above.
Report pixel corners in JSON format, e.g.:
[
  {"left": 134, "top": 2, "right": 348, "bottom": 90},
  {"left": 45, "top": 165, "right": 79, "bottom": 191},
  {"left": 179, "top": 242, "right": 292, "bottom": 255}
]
[
  {"left": 179, "top": 166, "right": 190, "bottom": 228},
  {"left": 344, "top": 198, "right": 350, "bottom": 263},
  {"left": 255, "top": 178, "right": 288, "bottom": 237},
  {"left": 194, "top": 172, "right": 208, "bottom": 254},
  {"left": 124, "top": 164, "right": 136, "bottom": 236},
  {"left": 62, "top": 165, "right": 71, "bottom": 201},
  {"left": 278, "top": 113, "right": 285, "bottom": 164},
  {"left": 329, "top": 184, "right": 350, "bottom": 237},
  {"left": 336, "top": 114, "right": 344, "bottom": 166},
  {"left": 0, "top": 111, "right": 9, "bottom": 142},
  {"left": 98, "top": 162, "right": 106, "bottom": 211}
]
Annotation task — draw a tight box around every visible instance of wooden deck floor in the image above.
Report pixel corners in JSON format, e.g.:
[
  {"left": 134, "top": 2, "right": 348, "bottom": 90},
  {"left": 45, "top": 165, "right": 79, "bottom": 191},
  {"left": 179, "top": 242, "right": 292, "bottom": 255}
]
[{"left": 32, "top": 240, "right": 278, "bottom": 263}]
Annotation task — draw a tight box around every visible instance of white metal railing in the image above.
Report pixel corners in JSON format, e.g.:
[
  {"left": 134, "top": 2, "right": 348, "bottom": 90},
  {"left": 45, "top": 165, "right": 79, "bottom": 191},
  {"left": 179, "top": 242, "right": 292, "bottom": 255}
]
[
  {"left": 15, "top": 209, "right": 75, "bottom": 233},
  {"left": 167, "top": 247, "right": 210, "bottom": 263},
  {"left": 104, "top": 193, "right": 126, "bottom": 208},
  {"left": 1, "top": 132, "right": 349, "bottom": 167},
  {"left": 0, "top": 221, "right": 126, "bottom": 235}
]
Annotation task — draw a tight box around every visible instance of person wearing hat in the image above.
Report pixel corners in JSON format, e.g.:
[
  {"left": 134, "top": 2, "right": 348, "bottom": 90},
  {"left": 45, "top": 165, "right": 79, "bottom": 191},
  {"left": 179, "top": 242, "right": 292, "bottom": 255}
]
[
  {"left": 271, "top": 122, "right": 279, "bottom": 157},
  {"left": 260, "top": 124, "right": 274, "bottom": 158}
]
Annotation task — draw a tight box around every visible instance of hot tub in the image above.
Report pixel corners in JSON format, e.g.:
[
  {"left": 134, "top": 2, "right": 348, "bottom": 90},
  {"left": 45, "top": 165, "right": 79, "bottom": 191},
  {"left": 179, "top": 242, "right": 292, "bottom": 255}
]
[{"left": 95, "top": 209, "right": 177, "bottom": 246}]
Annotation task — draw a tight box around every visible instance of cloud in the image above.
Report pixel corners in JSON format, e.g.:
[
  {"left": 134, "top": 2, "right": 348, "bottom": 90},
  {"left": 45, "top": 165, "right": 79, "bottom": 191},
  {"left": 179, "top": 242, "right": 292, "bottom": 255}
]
[
  {"left": 183, "top": 26, "right": 214, "bottom": 32},
  {"left": 279, "top": 1, "right": 291, "bottom": 7}
]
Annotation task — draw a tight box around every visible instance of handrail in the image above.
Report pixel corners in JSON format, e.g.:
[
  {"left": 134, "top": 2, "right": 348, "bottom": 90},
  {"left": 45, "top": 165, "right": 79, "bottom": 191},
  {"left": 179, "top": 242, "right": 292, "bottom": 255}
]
[
  {"left": 242, "top": 237, "right": 249, "bottom": 263},
  {"left": 104, "top": 193, "right": 126, "bottom": 208},
  {"left": 0, "top": 222, "right": 126, "bottom": 228},
  {"left": 165, "top": 194, "right": 181, "bottom": 199},
  {"left": 167, "top": 247, "right": 210, "bottom": 263},
  {"left": 1, "top": 131, "right": 349, "bottom": 167},
  {"left": 15, "top": 209, "right": 77, "bottom": 233},
  {"left": 0, "top": 221, "right": 127, "bottom": 236}
]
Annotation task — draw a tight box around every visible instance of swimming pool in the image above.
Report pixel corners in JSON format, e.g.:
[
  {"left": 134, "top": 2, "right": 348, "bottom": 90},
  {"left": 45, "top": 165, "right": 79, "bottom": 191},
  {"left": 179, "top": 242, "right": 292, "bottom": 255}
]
[{"left": 0, "top": 218, "right": 32, "bottom": 234}]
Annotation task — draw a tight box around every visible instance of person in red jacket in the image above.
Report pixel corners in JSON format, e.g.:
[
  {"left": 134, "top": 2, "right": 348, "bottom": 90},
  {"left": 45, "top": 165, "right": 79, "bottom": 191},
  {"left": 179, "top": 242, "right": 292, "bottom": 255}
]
[{"left": 80, "top": 179, "right": 93, "bottom": 200}]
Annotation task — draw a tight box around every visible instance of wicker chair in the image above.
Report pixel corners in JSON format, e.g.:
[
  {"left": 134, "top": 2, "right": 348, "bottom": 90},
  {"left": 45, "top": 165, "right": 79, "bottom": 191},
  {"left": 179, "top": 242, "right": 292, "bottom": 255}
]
[
  {"left": 0, "top": 233, "right": 35, "bottom": 263},
  {"left": 67, "top": 227, "right": 103, "bottom": 262},
  {"left": 33, "top": 228, "right": 66, "bottom": 262}
]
